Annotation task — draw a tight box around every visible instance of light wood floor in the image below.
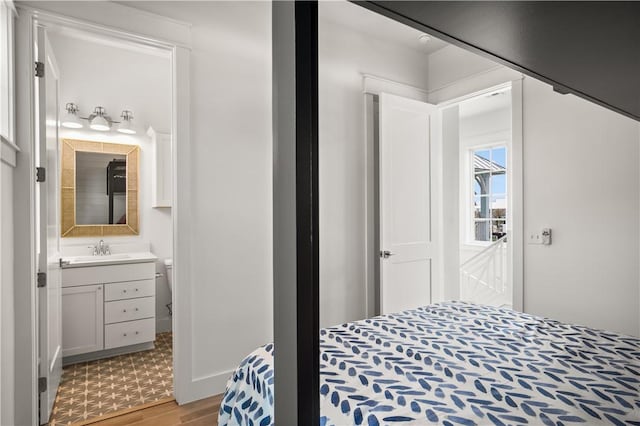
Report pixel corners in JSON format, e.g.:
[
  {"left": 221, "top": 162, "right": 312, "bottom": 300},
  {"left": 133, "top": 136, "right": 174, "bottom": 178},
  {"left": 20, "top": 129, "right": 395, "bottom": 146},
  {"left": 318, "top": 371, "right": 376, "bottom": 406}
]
[{"left": 86, "top": 394, "right": 223, "bottom": 426}]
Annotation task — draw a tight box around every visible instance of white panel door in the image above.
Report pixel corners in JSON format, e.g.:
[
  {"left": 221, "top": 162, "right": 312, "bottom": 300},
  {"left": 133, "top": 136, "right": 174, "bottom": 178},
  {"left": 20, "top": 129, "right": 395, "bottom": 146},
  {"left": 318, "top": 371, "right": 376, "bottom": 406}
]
[
  {"left": 379, "top": 93, "right": 437, "bottom": 314},
  {"left": 36, "top": 27, "right": 62, "bottom": 424}
]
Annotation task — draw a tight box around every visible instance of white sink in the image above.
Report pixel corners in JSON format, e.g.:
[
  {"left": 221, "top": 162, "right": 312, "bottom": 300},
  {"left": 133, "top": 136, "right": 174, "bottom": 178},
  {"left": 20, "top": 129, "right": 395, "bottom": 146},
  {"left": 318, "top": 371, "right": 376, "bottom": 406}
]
[
  {"left": 69, "top": 254, "right": 131, "bottom": 264},
  {"left": 62, "top": 252, "right": 157, "bottom": 268}
]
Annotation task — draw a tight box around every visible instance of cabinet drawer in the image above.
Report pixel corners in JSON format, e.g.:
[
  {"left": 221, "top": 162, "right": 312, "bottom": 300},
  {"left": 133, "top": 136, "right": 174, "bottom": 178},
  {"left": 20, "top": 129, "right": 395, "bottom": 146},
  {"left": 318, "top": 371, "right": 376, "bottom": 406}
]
[
  {"left": 105, "top": 297, "right": 155, "bottom": 324},
  {"left": 104, "top": 279, "right": 155, "bottom": 302},
  {"left": 63, "top": 262, "right": 155, "bottom": 287},
  {"left": 105, "top": 318, "right": 155, "bottom": 349}
]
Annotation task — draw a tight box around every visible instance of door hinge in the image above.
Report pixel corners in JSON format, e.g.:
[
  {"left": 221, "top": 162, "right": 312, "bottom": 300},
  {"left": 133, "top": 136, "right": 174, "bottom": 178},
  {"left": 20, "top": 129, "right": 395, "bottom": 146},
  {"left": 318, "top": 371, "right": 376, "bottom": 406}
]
[
  {"left": 37, "top": 272, "right": 46, "bottom": 288},
  {"left": 36, "top": 167, "right": 46, "bottom": 183},
  {"left": 35, "top": 61, "right": 45, "bottom": 78},
  {"left": 38, "top": 376, "right": 47, "bottom": 393}
]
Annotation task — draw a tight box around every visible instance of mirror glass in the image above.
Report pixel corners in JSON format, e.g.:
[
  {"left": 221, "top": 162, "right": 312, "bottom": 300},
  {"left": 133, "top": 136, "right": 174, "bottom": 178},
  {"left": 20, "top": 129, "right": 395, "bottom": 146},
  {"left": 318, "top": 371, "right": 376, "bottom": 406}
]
[{"left": 75, "top": 152, "right": 127, "bottom": 225}]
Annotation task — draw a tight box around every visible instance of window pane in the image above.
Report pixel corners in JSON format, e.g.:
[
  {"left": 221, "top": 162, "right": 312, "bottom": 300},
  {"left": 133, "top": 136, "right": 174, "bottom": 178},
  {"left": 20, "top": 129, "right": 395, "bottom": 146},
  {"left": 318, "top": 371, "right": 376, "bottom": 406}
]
[
  {"left": 492, "top": 220, "right": 507, "bottom": 240},
  {"left": 490, "top": 174, "right": 506, "bottom": 195},
  {"left": 491, "top": 196, "right": 507, "bottom": 218},
  {"left": 474, "top": 173, "right": 490, "bottom": 195},
  {"left": 475, "top": 149, "right": 490, "bottom": 161},
  {"left": 491, "top": 147, "right": 507, "bottom": 168},
  {"left": 473, "top": 149, "right": 491, "bottom": 176},
  {"left": 473, "top": 180, "right": 481, "bottom": 196},
  {"left": 474, "top": 196, "right": 490, "bottom": 219},
  {"left": 0, "top": 6, "right": 9, "bottom": 138},
  {"left": 474, "top": 221, "right": 491, "bottom": 241}
]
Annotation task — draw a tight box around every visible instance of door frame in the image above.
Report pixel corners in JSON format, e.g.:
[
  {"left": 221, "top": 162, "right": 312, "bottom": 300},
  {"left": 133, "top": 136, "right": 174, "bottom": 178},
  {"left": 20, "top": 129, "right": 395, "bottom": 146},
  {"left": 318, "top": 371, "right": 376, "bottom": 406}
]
[
  {"left": 362, "top": 75, "right": 441, "bottom": 317},
  {"left": 14, "top": 5, "right": 191, "bottom": 423},
  {"left": 435, "top": 80, "right": 524, "bottom": 311}
]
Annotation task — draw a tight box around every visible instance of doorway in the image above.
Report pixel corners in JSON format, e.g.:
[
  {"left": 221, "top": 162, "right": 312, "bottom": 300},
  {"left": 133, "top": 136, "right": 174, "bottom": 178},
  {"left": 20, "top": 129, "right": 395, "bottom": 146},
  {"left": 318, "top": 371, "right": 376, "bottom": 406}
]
[
  {"left": 440, "top": 83, "right": 523, "bottom": 310},
  {"left": 365, "top": 81, "right": 522, "bottom": 316},
  {"left": 28, "top": 14, "right": 177, "bottom": 426}
]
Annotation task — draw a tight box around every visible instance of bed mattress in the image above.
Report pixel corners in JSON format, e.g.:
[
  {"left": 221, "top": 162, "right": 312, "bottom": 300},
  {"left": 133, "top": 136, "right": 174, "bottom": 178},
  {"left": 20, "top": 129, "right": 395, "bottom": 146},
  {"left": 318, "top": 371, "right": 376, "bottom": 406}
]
[{"left": 218, "top": 302, "right": 640, "bottom": 425}]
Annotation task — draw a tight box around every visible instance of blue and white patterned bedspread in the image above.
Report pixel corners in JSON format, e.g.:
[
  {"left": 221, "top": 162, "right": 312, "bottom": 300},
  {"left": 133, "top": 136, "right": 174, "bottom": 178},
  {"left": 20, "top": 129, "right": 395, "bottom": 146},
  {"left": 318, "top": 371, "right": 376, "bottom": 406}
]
[{"left": 219, "top": 302, "right": 640, "bottom": 425}]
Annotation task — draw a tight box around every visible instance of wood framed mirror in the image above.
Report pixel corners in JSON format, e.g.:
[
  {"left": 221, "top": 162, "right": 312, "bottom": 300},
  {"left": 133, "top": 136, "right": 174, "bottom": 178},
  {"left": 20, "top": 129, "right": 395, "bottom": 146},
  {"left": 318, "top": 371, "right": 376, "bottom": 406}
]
[{"left": 61, "top": 139, "right": 140, "bottom": 237}]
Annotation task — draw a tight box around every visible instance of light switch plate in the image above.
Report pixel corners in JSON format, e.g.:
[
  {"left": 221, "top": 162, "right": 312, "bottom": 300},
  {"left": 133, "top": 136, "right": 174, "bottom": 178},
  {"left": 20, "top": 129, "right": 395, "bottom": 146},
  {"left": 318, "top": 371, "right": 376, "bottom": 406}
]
[
  {"left": 528, "top": 232, "right": 543, "bottom": 245},
  {"left": 528, "top": 228, "right": 552, "bottom": 245}
]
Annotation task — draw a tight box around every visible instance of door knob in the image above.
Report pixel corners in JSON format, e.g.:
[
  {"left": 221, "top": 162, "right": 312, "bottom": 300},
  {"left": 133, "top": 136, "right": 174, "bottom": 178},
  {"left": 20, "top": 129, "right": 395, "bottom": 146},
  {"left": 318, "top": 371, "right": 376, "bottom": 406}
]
[{"left": 380, "top": 250, "right": 394, "bottom": 259}]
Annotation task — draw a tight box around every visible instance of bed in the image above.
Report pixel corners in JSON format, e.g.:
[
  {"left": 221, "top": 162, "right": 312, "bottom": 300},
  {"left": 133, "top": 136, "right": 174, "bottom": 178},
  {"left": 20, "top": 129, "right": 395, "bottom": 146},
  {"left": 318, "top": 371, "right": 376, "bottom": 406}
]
[{"left": 218, "top": 302, "right": 640, "bottom": 425}]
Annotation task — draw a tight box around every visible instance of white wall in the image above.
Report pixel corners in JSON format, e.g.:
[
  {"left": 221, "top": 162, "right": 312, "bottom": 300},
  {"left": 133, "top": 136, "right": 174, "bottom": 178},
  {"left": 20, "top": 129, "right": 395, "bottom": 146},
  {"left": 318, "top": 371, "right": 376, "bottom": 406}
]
[
  {"left": 108, "top": 1, "right": 276, "bottom": 399},
  {"left": 428, "top": 45, "right": 640, "bottom": 337},
  {"left": 176, "top": 1, "right": 274, "bottom": 387},
  {"left": 523, "top": 77, "right": 639, "bottom": 337},
  {"left": 48, "top": 32, "right": 174, "bottom": 332},
  {"left": 318, "top": 1, "right": 430, "bottom": 327}
]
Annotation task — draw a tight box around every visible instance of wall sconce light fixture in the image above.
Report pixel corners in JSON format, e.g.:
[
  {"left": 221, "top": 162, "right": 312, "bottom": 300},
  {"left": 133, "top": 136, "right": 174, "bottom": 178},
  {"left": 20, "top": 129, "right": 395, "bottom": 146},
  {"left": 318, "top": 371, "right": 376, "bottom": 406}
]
[
  {"left": 117, "top": 110, "right": 136, "bottom": 134},
  {"left": 60, "top": 103, "right": 137, "bottom": 135},
  {"left": 89, "top": 106, "right": 111, "bottom": 131},
  {"left": 61, "top": 103, "right": 83, "bottom": 129}
]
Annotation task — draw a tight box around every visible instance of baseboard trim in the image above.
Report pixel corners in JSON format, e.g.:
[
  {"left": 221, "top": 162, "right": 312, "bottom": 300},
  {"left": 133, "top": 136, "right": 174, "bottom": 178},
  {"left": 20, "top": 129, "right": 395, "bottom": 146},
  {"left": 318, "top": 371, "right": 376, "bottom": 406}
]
[
  {"left": 176, "top": 370, "right": 234, "bottom": 405},
  {"left": 63, "top": 342, "right": 155, "bottom": 366},
  {"left": 156, "top": 316, "right": 172, "bottom": 333}
]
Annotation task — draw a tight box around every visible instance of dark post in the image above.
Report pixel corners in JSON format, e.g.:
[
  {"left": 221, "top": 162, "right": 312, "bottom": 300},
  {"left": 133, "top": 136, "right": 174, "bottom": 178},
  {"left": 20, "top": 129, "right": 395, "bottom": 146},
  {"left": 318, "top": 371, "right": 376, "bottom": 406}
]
[{"left": 273, "top": 1, "right": 320, "bottom": 425}]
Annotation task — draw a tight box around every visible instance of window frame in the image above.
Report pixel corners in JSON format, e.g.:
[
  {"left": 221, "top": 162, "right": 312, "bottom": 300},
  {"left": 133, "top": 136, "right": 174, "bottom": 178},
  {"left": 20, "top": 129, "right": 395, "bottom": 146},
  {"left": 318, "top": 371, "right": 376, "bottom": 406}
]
[
  {"left": 465, "top": 142, "right": 508, "bottom": 246},
  {"left": 0, "top": 0, "right": 16, "bottom": 146}
]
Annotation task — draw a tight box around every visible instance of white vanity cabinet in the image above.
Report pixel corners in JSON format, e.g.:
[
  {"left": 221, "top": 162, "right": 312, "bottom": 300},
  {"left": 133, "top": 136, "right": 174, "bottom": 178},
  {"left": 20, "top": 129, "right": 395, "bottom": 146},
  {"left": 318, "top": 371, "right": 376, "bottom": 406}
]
[
  {"left": 62, "top": 260, "right": 156, "bottom": 362},
  {"left": 62, "top": 284, "right": 104, "bottom": 357}
]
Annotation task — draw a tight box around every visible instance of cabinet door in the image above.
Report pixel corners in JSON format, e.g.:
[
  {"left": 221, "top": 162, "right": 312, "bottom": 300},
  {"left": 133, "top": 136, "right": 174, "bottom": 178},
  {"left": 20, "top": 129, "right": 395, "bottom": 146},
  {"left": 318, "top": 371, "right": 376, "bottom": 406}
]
[{"left": 62, "top": 284, "right": 104, "bottom": 357}]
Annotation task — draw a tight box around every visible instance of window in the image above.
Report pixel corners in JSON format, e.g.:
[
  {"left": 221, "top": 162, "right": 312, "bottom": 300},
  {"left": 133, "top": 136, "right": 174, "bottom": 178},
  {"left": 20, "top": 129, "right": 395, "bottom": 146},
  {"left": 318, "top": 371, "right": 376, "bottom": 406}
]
[
  {"left": 471, "top": 146, "right": 507, "bottom": 242},
  {"left": 0, "top": 0, "right": 15, "bottom": 144}
]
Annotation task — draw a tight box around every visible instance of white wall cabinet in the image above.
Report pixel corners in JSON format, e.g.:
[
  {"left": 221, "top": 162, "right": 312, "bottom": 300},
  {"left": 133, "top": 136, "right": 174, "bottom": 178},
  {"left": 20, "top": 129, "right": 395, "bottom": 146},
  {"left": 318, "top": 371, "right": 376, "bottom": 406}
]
[
  {"left": 62, "top": 261, "right": 156, "bottom": 361},
  {"left": 147, "top": 126, "right": 172, "bottom": 208},
  {"left": 62, "top": 284, "right": 104, "bottom": 357}
]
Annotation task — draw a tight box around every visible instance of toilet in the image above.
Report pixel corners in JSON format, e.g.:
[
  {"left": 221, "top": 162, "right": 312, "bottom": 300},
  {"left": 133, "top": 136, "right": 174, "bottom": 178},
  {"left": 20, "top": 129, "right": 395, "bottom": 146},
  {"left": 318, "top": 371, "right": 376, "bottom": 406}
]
[{"left": 164, "top": 258, "right": 173, "bottom": 292}]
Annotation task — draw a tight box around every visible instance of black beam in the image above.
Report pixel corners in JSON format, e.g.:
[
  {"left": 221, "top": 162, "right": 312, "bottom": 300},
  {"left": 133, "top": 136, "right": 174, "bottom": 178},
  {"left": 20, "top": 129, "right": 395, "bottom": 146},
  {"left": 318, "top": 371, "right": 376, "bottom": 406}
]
[
  {"left": 273, "top": 1, "right": 320, "bottom": 425},
  {"left": 356, "top": 1, "right": 640, "bottom": 122},
  {"left": 295, "top": 2, "right": 320, "bottom": 425}
]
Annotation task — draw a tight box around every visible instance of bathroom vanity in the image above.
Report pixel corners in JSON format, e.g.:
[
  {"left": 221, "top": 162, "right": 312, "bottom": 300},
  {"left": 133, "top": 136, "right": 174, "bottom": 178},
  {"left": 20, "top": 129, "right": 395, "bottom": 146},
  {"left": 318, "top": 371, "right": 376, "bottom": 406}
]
[{"left": 61, "top": 251, "right": 158, "bottom": 364}]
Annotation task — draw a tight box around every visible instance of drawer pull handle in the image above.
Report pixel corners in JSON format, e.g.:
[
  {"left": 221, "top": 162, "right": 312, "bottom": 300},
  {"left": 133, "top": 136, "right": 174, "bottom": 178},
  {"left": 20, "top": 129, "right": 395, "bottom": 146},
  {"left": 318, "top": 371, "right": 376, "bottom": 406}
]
[
  {"left": 123, "top": 309, "right": 127, "bottom": 313},
  {"left": 135, "top": 308, "right": 139, "bottom": 311},
  {"left": 123, "top": 333, "right": 127, "bottom": 337},
  {"left": 135, "top": 331, "right": 139, "bottom": 335},
  {"left": 135, "top": 288, "right": 139, "bottom": 292},
  {"left": 123, "top": 290, "right": 127, "bottom": 293}
]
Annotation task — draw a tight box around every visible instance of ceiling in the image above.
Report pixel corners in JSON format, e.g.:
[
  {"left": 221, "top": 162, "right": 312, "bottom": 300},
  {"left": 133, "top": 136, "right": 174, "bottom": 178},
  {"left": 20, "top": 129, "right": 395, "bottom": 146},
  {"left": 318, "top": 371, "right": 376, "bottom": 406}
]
[
  {"left": 319, "top": 1, "right": 448, "bottom": 56},
  {"left": 459, "top": 90, "right": 510, "bottom": 119},
  {"left": 359, "top": 1, "right": 640, "bottom": 122}
]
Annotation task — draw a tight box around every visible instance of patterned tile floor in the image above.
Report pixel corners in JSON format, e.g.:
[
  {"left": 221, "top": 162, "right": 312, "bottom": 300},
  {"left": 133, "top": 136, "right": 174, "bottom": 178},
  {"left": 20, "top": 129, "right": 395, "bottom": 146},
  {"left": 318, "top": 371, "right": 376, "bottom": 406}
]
[{"left": 49, "top": 332, "right": 173, "bottom": 425}]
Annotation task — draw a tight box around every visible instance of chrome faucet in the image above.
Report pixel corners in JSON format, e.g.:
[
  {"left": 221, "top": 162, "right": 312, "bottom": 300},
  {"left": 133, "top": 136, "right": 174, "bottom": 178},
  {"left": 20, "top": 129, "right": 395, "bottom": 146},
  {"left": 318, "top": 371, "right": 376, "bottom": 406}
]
[{"left": 89, "top": 240, "right": 111, "bottom": 256}]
